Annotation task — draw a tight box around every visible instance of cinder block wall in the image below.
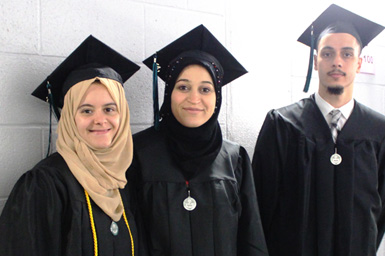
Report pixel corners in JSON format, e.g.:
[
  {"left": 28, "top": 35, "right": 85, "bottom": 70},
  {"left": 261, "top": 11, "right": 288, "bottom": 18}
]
[{"left": 2, "top": 0, "right": 385, "bottom": 254}]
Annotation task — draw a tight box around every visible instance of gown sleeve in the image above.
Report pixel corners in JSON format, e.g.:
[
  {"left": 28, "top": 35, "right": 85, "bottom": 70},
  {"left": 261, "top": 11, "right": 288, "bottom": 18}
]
[
  {"left": 376, "top": 137, "right": 385, "bottom": 248},
  {"left": 125, "top": 156, "right": 150, "bottom": 256},
  {"left": 0, "top": 166, "right": 66, "bottom": 256},
  {"left": 236, "top": 146, "right": 269, "bottom": 256},
  {"left": 252, "top": 110, "right": 288, "bottom": 240}
]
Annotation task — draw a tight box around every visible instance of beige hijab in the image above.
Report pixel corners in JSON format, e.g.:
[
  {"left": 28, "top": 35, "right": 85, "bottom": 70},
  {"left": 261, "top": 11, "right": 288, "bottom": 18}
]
[{"left": 56, "top": 77, "right": 133, "bottom": 221}]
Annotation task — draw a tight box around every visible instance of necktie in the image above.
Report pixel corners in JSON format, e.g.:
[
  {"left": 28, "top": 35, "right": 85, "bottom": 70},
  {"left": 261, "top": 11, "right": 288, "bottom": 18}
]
[{"left": 329, "top": 109, "right": 342, "bottom": 142}]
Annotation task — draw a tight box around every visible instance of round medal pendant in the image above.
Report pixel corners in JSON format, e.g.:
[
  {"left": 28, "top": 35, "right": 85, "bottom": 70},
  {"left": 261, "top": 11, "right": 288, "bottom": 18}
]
[
  {"left": 330, "top": 153, "right": 342, "bottom": 165},
  {"left": 183, "top": 196, "right": 197, "bottom": 211},
  {"left": 110, "top": 221, "right": 119, "bottom": 236}
]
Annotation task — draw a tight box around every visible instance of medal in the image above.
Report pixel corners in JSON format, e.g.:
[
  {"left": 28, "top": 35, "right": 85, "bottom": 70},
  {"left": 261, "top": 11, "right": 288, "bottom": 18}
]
[
  {"left": 183, "top": 190, "right": 197, "bottom": 211},
  {"left": 330, "top": 148, "right": 342, "bottom": 166},
  {"left": 110, "top": 221, "right": 119, "bottom": 236},
  {"left": 85, "top": 190, "right": 134, "bottom": 255}
]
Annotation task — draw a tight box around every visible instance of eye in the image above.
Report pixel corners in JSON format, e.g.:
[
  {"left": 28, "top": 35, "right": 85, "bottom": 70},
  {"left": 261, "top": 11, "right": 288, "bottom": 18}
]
[
  {"left": 343, "top": 52, "right": 353, "bottom": 58},
  {"left": 175, "top": 84, "right": 189, "bottom": 92},
  {"left": 200, "top": 86, "right": 213, "bottom": 94},
  {"left": 321, "top": 52, "right": 332, "bottom": 58},
  {"left": 104, "top": 104, "right": 118, "bottom": 114},
  {"left": 105, "top": 107, "right": 117, "bottom": 113},
  {"left": 79, "top": 108, "right": 93, "bottom": 114}
]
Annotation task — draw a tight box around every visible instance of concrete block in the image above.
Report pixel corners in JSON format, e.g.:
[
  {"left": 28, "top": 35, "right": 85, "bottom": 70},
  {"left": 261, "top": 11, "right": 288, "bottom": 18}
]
[
  {"left": 187, "top": 0, "right": 225, "bottom": 15},
  {"left": 131, "top": 124, "right": 152, "bottom": 135},
  {"left": 0, "top": 53, "right": 62, "bottom": 125},
  {"left": 41, "top": 0, "right": 144, "bottom": 61},
  {"left": 0, "top": 127, "right": 43, "bottom": 198},
  {"left": 290, "top": 76, "right": 318, "bottom": 103},
  {"left": 42, "top": 126, "right": 58, "bottom": 158},
  {"left": 142, "top": 0, "right": 187, "bottom": 9},
  {"left": 144, "top": 5, "right": 225, "bottom": 57},
  {"left": 290, "top": 43, "right": 312, "bottom": 78},
  {"left": 227, "top": 120, "right": 257, "bottom": 159},
  {"left": 354, "top": 84, "right": 385, "bottom": 115},
  {"left": 125, "top": 66, "right": 154, "bottom": 124},
  {"left": 0, "top": 0, "right": 39, "bottom": 54}
]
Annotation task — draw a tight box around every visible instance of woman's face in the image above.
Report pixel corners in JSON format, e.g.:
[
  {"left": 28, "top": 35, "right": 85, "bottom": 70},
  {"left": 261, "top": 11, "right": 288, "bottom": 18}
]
[
  {"left": 171, "top": 64, "right": 216, "bottom": 128},
  {"left": 75, "top": 82, "right": 120, "bottom": 149}
]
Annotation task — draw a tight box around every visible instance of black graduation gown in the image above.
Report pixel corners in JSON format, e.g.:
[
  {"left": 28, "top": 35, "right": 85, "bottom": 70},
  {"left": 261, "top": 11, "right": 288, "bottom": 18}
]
[
  {"left": 0, "top": 152, "right": 144, "bottom": 256},
  {"left": 252, "top": 97, "right": 385, "bottom": 256},
  {"left": 130, "top": 127, "right": 268, "bottom": 256}
]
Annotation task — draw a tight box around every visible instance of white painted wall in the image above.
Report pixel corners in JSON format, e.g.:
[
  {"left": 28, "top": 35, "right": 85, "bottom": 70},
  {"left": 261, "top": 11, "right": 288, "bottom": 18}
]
[{"left": 1, "top": 0, "right": 385, "bottom": 254}]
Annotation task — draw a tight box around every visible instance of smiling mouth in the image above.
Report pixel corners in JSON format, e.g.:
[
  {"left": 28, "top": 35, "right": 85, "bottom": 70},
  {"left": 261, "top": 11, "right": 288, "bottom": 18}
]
[
  {"left": 89, "top": 129, "right": 111, "bottom": 134},
  {"left": 183, "top": 107, "right": 203, "bottom": 113}
]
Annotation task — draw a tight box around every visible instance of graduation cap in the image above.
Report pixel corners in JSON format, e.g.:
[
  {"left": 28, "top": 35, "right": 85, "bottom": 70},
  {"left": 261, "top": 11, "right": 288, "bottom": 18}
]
[
  {"left": 298, "top": 4, "right": 384, "bottom": 92},
  {"left": 143, "top": 24, "right": 247, "bottom": 85},
  {"left": 143, "top": 24, "right": 247, "bottom": 129},
  {"left": 32, "top": 35, "right": 140, "bottom": 118}
]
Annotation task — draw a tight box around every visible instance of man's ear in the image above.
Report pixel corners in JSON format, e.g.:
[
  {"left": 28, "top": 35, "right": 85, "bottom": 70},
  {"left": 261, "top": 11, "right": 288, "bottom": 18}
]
[
  {"left": 356, "top": 57, "right": 362, "bottom": 73},
  {"left": 314, "top": 54, "right": 318, "bottom": 71}
]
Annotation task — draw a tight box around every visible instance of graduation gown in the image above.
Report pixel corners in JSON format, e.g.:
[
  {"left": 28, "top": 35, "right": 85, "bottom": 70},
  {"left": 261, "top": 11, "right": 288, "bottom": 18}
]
[
  {"left": 0, "top": 152, "right": 143, "bottom": 256},
  {"left": 252, "top": 97, "right": 385, "bottom": 256},
  {"left": 130, "top": 127, "right": 268, "bottom": 256}
]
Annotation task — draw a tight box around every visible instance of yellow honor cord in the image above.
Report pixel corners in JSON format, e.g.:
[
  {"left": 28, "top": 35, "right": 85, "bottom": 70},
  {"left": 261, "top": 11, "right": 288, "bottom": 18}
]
[
  {"left": 122, "top": 197, "right": 135, "bottom": 256},
  {"left": 84, "top": 190, "right": 134, "bottom": 256},
  {"left": 85, "top": 190, "right": 98, "bottom": 256}
]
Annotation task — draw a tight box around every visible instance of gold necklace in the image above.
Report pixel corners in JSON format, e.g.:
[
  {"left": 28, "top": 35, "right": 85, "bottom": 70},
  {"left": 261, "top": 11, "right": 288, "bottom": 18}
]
[{"left": 84, "top": 189, "right": 135, "bottom": 256}]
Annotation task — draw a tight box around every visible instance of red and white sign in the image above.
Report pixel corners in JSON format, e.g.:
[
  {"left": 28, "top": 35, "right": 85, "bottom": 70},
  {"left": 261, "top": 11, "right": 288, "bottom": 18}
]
[{"left": 360, "top": 47, "right": 376, "bottom": 75}]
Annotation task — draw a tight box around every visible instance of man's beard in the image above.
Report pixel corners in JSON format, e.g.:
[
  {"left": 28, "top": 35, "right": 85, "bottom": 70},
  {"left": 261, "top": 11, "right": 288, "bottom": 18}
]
[{"left": 327, "top": 85, "right": 344, "bottom": 95}]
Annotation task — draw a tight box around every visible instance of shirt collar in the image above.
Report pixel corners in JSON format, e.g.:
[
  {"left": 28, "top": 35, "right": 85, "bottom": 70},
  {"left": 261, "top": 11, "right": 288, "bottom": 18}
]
[{"left": 315, "top": 92, "right": 354, "bottom": 119}]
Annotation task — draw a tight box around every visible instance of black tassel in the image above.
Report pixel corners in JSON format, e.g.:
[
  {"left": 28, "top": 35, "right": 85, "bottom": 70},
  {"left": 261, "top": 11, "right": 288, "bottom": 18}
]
[
  {"left": 152, "top": 54, "right": 160, "bottom": 130},
  {"left": 46, "top": 81, "right": 59, "bottom": 157},
  {"left": 303, "top": 25, "right": 315, "bottom": 93}
]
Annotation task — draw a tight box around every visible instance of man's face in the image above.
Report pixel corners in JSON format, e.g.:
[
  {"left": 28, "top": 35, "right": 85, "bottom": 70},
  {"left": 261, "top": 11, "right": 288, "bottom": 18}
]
[{"left": 315, "top": 33, "right": 362, "bottom": 96}]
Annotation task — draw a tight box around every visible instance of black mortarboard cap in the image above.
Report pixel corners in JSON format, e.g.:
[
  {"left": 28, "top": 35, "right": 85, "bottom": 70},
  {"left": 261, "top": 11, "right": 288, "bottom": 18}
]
[
  {"left": 143, "top": 24, "right": 247, "bottom": 86},
  {"left": 298, "top": 4, "right": 384, "bottom": 92},
  {"left": 32, "top": 35, "right": 140, "bottom": 112},
  {"left": 143, "top": 24, "right": 247, "bottom": 130}
]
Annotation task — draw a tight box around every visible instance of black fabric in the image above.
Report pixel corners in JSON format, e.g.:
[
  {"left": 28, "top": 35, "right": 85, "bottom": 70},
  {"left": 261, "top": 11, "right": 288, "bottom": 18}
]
[
  {"left": 252, "top": 96, "right": 385, "bottom": 256},
  {"left": 298, "top": 4, "right": 384, "bottom": 48},
  {"left": 135, "top": 25, "right": 264, "bottom": 255},
  {"left": 317, "top": 21, "right": 363, "bottom": 50},
  {"left": 159, "top": 51, "right": 223, "bottom": 180},
  {"left": 61, "top": 63, "right": 123, "bottom": 106},
  {"left": 0, "top": 153, "right": 147, "bottom": 256},
  {"left": 161, "top": 115, "right": 222, "bottom": 180},
  {"left": 297, "top": 4, "right": 384, "bottom": 92},
  {"left": 159, "top": 50, "right": 224, "bottom": 118},
  {"left": 32, "top": 35, "right": 140, "bottom": 109},
  {"left": 130, "top": 127, "right": 268, "bottom": 256},
  {"left": 142, "top": 24, "right": 247, "bottom": 86}
]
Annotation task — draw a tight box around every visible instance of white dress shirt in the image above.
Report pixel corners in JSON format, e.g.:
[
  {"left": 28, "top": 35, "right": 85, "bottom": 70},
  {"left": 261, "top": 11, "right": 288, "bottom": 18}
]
[{"left": 314, "top": 92, "right": 354, "bottom": 131}]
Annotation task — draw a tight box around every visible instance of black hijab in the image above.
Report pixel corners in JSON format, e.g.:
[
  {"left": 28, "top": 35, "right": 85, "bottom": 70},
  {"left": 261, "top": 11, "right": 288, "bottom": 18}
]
[{"left": 159, "top": 50, "right": 224, "bottom": 180}]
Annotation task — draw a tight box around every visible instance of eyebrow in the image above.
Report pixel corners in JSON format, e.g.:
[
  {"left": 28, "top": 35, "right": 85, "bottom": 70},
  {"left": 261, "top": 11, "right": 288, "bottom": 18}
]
[
  {"left": 320, "top": 46, "right": 355, "bottom": 51},
  {"left": 77, "top": 102, "right": 116, "bottom": 109},
  {"left": 176, "top": 78, "right": 214, "bottom": 85}
]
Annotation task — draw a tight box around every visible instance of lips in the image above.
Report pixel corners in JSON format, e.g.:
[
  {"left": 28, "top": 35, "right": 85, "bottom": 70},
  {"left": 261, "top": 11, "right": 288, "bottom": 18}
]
[
  {"left": 328, "top": 70, "right": 346, "bottom": 78},
  {"left": 183, "top": 107, "right": 203, "bottom": 114},
  {"left": 89, "top": 128, "right": 111, "bottom": 134}
]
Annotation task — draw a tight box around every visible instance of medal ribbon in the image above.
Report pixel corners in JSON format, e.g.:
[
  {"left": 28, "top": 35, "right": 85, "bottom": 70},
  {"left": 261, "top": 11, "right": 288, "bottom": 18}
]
[{"left": 85, "top": 189, "right": 135, "bottom": 256}]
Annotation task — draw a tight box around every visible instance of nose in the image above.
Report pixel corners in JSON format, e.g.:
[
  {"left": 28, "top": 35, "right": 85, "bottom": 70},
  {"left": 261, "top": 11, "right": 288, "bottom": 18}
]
[
  {"left": 93, "top": 110, "right": 106, "bottom": 124},
  {"left": 332, "top": 55, "right": 343, "bottom": 68},
  {"left": 187, "top": 90, "right": 200, "bottom": 104}
]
